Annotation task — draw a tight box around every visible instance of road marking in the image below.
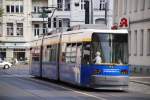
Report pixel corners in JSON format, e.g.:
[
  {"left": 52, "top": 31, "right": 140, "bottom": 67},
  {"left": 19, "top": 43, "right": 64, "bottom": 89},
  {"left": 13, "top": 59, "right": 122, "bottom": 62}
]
[{"left": 27, "top": 78, "right": 107, "bottom": 100}]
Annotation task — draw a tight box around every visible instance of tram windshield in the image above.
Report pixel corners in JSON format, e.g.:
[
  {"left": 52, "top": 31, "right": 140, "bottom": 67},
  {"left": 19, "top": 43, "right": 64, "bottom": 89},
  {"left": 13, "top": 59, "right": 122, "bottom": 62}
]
[{"left": 91, "top": 33, "right": 128, "bottom": 64}]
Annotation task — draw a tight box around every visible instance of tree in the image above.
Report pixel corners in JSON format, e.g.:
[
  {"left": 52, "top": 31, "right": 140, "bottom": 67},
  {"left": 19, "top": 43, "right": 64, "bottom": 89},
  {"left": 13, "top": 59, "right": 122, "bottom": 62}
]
[{"left": 0, "top": 7, "right": 3, "bottom": 17}]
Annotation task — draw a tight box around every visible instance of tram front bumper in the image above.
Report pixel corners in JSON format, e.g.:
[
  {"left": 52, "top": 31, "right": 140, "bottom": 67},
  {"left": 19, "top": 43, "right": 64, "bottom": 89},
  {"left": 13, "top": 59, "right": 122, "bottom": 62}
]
[{"left": 90, "top": 75, "right": 129, "bottom": 89}]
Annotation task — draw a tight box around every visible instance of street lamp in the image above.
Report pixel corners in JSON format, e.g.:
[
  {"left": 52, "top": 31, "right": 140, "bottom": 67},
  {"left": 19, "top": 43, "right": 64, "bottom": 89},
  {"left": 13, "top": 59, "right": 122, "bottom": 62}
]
[{"left": 39, "top": 6, "right": 57, "bottom": 78}]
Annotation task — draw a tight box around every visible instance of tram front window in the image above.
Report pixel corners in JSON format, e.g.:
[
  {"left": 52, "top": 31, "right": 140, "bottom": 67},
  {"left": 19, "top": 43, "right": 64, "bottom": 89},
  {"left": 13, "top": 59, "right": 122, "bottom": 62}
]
[{"left": 91, "top": 33, "right": 128, "bottom": 64}]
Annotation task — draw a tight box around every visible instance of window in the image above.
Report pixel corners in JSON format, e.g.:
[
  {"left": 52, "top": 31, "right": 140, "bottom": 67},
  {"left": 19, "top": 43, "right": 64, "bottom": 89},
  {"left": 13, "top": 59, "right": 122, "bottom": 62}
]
[
  {"left": 134, "top": 0, "right": 138, "bottom": 12},
  {"left": 147, "top": 29, "right": 150, "bottom": 55},
  {"left": 20, "top": 5, "right": 23, "bottom": 13},
  {"left": 43, "top": 23, "right": 47, "bottom": 34},
  {"left": 11, "top": 5, "right": 14, "bottom": 13},
  {"left": 59, "top": 20, "right": 62, "bottom": 27},
  {"left": 134, "top": 30, "right": 137, "bottom": 56},
  {"left": 47, "top": 45, "right": 57, "bottom": 62},
  {"left": 57, "top": 0, "right": 63, "bottom": 11},
  {"left": 34, "top": 24, "right": 39, "bottom": 36},
  {"left": 53, "top": 18, "right": 56, "bottom": 28},
  {"left": 140, "top": 0, "right": 145, "bottom": 11},
  {"left": 64, "top": 43, "right": 82, "bottom": 64},
  {"left": 140, "top": 30, "right": 144, "bottom": 56},
  {"left": 65, "top": 0, "right": 70, "bottom": 11},
  {"left": 81, "top": 0, "right": 84, "bottom": 10},
  {"left": 31, "top": 48, "right": 40, "bottom": 62},
  {"left": 33, "top": 6, "right": 40, "bottom": 13},
  {"left": 16, "top": 23, "right": 23, "bottom": 36},
  {"left": 6, "top": 5, "right": 10, "bottom": 13},
  {"left": 6, "top": 5, "right": 23, "bottom": 13},
  {"left": 128, "top": 0, "right": 132, "bottom": 13},
  {"left": 124, "top": 0, "right": 127, "bottom": 14},
  {"left": 128, "top": 31, "right": 131, "bottom": 56},
  {"left": 15, "top": 5, "right": 19, "bottom": 13},
  {"left": 148, "top": 0, "right": 150, "bottom": 9},
  {"left": 82, "top": 42, "right": 90, "bottom": 64},
  {"left": 115, "top": 0, "right": 118, "bottom": 16},
  {"left": 7, "top": 23, "right": 13, "bottom": 36},
  {"left": 34, "top": 6, "right": 36, "bottom": 12},
  {"left": 99, "top": 0, "right": 106, "bottom": 10},
  {"left": 91, "top": 33, "right": 128, "bottom": 64}
]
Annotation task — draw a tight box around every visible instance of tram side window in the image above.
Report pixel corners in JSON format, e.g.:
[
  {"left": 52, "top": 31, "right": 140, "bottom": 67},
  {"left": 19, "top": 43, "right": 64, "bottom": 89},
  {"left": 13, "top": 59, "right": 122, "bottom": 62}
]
[
  {"left": 65, "top": 43, "right": 82, "bottom": 64},
  {"left": 82, "top": 42, "right": 91, "bottom": 64},
  {"left": 47, "top": 45, "right": 57, "bottom": 62},
  {"left": 65, "top": 44, "right": 71, "bottom": 63},
  {"left": 76, "top": 43, "right": 82, "bottom": 65},
  {"left": 31, "top": 48, "right": 40, "bottom": 62},
  {"left": 70, "top": 43, "right": 77, "bottom": 63}
]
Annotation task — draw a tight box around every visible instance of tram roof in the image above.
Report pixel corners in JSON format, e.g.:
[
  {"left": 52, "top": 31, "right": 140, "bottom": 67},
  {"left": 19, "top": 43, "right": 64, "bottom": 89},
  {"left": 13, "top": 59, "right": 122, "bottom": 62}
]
[
  {"left": 31, "top": 29, "right": 128, "bottom": 42},
  {"left": 61, "top": 29, "right": 128, "bottom": 35}
]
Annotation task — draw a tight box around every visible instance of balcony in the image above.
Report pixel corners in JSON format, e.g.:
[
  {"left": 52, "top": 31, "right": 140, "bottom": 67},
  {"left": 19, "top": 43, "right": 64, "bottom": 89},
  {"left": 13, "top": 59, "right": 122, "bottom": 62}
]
[{"left": 31, "top": 13, "right": 48, "bottom": 22}]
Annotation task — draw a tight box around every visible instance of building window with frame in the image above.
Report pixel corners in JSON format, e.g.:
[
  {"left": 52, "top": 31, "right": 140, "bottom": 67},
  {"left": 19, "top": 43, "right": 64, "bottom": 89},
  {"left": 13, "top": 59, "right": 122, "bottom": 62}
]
[
  {"left": 15, "top": 5, "right": 19, "bottom": 13},
  {"left": 20, "top": 5, "right": 23, "bottom": 13},
  {"left": 65, "top": 0, "right": 70, "bottom": 11},
  {"left": 16, "top": 23, "right": 23, "bottom": 36},
  {"left": 57, "top": 0, "right": 63, "bottom": 11},
  {"left": 128, "top": 0, "right": 132, "bottom": 13},
  {"left": 81, "top": 0, "right": 84, "bottom": 10},
  {"left": 43, "top": 23, "right": 47, "bottom": 34},
  {"left": 128, "top": 31, "right": 131, "bottom": 56},
  {"left": 7, "top": 23, "right": 13, "bottom": 36},
  {"left": 147, "top": 29, "right": 150, "bottom": 56},
  {"left": 11, "top": 5, "right": 14, "bottom": 13},
  {"left": 148, "top": 0, "right": 150, "bottom": 9},
  {"left": 134, "top": 30, "right": 137, "bottom": 56},
  {"left": 124, "top": 0, "right": 127, "bottom": 14},
  {"left": 99, "top": 0, "right": 106, "bottom": 10},
  {"left": 134, "top": 0, "right": 138, "bottom": 12},
  {"left": 140, "top": 0, "right": 145, "bottom": 11},
  {"left": 34, "top": 24, "right": 39, "bottom": 36},
  {"left": 6, "top": 5, "right": 10, "bottom": 13},
  {"left": 140, "top": 30, "right": 144, "bottom": 56}
]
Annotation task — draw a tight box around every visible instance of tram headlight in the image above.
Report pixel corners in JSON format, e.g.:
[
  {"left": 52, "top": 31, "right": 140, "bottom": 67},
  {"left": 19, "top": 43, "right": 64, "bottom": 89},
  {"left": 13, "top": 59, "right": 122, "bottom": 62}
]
[{"left": 121, "top": 69, "right": 128, "bottom": 75}]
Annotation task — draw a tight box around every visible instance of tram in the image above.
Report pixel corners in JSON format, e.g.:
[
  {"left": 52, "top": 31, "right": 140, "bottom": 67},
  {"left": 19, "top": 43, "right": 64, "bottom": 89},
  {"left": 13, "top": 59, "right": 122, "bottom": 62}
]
[{"left": 30, "top": 29, "right": 129, "bottom": 90}]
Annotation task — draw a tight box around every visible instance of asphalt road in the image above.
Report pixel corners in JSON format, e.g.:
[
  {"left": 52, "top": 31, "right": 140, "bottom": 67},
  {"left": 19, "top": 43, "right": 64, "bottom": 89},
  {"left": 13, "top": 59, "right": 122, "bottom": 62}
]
[{"left": 0, "top": 65, "right": 150, "bottom": 100}]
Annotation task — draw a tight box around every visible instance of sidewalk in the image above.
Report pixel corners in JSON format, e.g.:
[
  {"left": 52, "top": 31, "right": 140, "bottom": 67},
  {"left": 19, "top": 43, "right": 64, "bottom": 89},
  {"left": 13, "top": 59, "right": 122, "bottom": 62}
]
[{"left": 130, "top": 76, "right": 150, "bottom": 86}]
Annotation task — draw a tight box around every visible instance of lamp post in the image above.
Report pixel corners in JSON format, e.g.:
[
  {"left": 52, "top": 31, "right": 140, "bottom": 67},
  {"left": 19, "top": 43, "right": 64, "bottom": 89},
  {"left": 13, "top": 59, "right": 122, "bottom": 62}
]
[{"left": 39, "top": 7, "right": 57, "bottom": 78}]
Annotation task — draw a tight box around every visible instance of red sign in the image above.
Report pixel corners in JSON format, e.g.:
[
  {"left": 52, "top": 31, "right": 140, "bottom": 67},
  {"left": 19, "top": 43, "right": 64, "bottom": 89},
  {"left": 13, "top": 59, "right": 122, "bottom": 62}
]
[{"left": 119, "top": 18, "right": 129, "bottom": 28}]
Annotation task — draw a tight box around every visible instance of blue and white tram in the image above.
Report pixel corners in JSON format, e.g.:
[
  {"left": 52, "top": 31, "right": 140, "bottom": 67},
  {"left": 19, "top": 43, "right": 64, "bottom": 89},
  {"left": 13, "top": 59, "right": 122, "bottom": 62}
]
[{"left": 30, "top": 29, "right": 129, "bottom": 90}]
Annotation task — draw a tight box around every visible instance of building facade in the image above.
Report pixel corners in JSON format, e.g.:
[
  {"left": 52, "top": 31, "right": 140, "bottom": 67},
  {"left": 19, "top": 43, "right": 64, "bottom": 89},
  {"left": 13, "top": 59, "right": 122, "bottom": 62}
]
[
  {"left": 113, "top": 0, "right": 150, "bottom": 74},
  {"left": 0, "top": 0, "right": 113, "bottom": 62}
]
